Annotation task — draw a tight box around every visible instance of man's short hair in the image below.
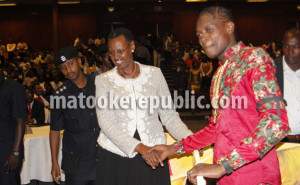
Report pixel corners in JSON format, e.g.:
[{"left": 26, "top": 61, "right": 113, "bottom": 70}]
[
  {"left": 198, "top": 6, "right": 234, "bottom": 24},
  {"left": 283, "top": 28, "right": 300, "bottom": 40},
  {"left": 108, "top": 27, "right": 134, "bottom": 44},
  {"left": 25, "top": 87, "right": 34, "bottom": 95},
  {"left": 198, "top": 6, "right": 236, "bottom": 39}
]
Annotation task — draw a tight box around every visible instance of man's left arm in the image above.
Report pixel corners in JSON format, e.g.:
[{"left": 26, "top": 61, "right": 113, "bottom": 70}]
[
  {"left": 5, "top": 83, "right": 26, "bottom": 172},
  {"left": 221, "top": 63, "right": 290, "bottom": 170},
  {"left": 4, "top": 118, "right": 25, "bottom": 172}
]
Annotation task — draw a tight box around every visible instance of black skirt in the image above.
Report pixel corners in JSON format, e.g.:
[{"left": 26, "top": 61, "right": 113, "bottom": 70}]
[{"left": 95, "top": 131, "right": 171, "bottom": 185}]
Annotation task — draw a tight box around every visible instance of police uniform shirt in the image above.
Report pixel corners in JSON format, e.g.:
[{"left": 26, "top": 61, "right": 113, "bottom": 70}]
[
  {"left": 50, "top": 74, "right": 100, "bottom": 180},
  {"left": 0, "top": 72, "right": 26, "bottom": 163}
]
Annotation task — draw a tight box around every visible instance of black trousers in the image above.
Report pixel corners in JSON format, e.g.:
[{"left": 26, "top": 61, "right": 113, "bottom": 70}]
[
  {"left": 65, "top": 175, "right": 95, "bottom": 185},
  {"left": 0, "top": 164, "right": 22, "bottom": 185}
]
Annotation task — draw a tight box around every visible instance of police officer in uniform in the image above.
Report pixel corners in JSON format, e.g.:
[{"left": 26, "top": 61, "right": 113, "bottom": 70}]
[
  {"left": 0, "top": 70, "right": 26, "bottom": 185},
  {"left": 50, "top": 46, "right": 100, "bottom": 185}
]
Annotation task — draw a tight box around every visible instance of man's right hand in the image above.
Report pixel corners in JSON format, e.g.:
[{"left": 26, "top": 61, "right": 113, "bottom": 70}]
[
  {"left": 147, "top": 144, "right": 175, "bottom": 165},
  {"left": 51, "top": 162, "right": 61, "bottom": 184}
]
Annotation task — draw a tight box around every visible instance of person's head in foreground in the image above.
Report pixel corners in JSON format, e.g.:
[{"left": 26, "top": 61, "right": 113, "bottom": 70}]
[
  {"left": 107, "top": 27, "right": 137, "bottom": 78},
  {"left": 282, "top": 28, "right": 300, "bottom": 72},
  {"left": 196, "top": 6, "right": 237, "bottom": 63},
  {"left": 54, "top": 46, "right": 83, "bottom": 82}
]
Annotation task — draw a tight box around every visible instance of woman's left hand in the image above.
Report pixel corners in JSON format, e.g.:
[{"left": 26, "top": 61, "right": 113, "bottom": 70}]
[
  {"left": 142, "top": 150, "right": 163, "bottom": 169},
  {"left": 135, "top": 143, "right": 162, "bottom": 169}
]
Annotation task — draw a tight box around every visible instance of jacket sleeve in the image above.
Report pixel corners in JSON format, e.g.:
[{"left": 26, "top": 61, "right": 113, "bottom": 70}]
[
  {"left": 220, "top": 63, "right": 290, "bottom": 170},
  {"left": 156, "top": 69, "right": 193, "bottom": 140},
  {"left": 173, "top": 116, "right": 217, "bottom": 154},
  {"left": 95, "top": 76, "right": 141, "bottom": 158}
]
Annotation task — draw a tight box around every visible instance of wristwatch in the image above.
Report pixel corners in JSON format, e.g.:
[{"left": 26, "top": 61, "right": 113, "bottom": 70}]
[
  {"left": 221, "top": 159, "right": 233, "bottom": 175},
  {"left": 12, "top": 151, "right": 20, "bottom": 157}
]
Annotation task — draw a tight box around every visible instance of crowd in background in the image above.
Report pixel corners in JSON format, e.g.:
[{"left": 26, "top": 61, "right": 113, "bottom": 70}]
[{"left": 0, "top": 33, "right": 284, "bottom": 123}]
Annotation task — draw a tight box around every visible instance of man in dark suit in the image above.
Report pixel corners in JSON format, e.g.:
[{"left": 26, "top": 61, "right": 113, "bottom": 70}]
[
  {"left": 0, "top": 70, "right": 26, "bottom": 185},
  {"left": 25, "top": 88, "right": 45, "bottom": 124},
  {"left": 275, "top": 28, "right": 300, "bottom": 143}
]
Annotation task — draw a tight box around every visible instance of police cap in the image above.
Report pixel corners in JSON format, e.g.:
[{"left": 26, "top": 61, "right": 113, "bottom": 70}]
[{"left": 54, "top": 46, "right": 78, "bottom": 66}]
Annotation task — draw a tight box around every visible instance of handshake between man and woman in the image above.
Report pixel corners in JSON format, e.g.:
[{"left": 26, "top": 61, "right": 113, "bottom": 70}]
[{"left": 137, "top": 143, "right": 226, "bottom": 185}]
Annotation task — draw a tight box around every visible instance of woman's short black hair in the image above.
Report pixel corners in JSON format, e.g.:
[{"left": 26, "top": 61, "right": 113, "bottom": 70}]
[{"left": 108, "top": 27, "right": 134, "bottom": 44}]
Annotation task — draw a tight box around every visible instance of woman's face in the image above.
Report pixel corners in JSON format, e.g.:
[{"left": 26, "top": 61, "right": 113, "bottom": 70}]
[{"left": 108, "top": 35, "right": 135, "bottom": 72}]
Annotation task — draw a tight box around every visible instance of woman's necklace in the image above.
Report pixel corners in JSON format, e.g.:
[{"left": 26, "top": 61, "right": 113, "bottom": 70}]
[
  {"left": 118, "top": 62, "right": 136, "bottom": 79},
  {"left": 212, "top": 59, "right": 229, "bottom": 123}
]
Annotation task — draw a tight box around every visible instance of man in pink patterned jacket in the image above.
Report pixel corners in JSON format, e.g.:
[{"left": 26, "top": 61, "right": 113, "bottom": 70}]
[{"left": 148, "top": 6, "right": 290, "bottom": 185}]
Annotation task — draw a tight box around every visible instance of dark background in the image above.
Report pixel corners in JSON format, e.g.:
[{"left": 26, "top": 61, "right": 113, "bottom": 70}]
[{"left": 0, "top": 0, "right": 299, "bottom": 50}]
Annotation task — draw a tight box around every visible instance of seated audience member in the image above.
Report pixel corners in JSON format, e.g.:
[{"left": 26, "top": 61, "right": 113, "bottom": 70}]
[
  {"left": 22, "top": 70, "right": 37, "bottom": 87},
  {"left": 188, "top": 59, "right": 202, "bottom": 96},
  {"left": 14, "top": 67, "right": 24, "bottom": 84},
  {"left": 184, "top": 49, "right": 199, "bottom": 68},
  {"left": 43, "top": 81, "right": 54, "bottom": 102},
  {"left": 134, "top": 40, "right": 151, "bottom": 65},
  {"left": 25, "top": 88, "right": 45, "bottom": 124},
  {"left": 83, "top": 52, "right": 99, "bottom": 75},
  {"left": 44, "top": 71, "right": 53, "bottom": 82},
  {"left": 275, "top": 28, "right": 300, "bottom": 143},
  {"left": 22, "top": 63, "right": 31, "bottom": 77},
  {"left": 200, "top": 54, "right": 213, "bottom": 91},
  {"left": 182, "top": 47, "right": 190, "bottom": 61},
  {"left": 152, "top": 44, "right": 161, "bottom": 67},
  {"left": 33, "top": 83, "right": 49, "bottom": 108},
  {"left": 173, "top": 55, "right": 187, "bottom": 96},
  {"left": 188, "top": 59, "right": 202, "bottom": 113},
  {"left": 33, "top": 63, "right": 45, "bottom": 80},
  {"left": 6, "top": 39, "right": 16, "bottom": 62},
  {"left": 50, "top": 74, "right": 63, "bottom": 91},
  {"left": 74, "top": 35, "right": 82, "bottom": 48},
  {"left": 95, "top": 44, "right": 114, "bottom": 74},
  {"left": 39, "top": 81, "right": 52, "bottom": 123},
  {"left": 16, "top": 40, "right": 28, "bottom": 59}
]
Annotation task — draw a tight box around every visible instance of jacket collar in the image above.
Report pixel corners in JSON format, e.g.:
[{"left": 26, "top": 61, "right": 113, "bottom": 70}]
[{"left": 221, "top": 41, "right": 244, "bottom": 65}]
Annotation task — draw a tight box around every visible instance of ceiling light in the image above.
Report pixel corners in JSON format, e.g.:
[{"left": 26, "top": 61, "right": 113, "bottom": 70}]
[
  {"left": 0, "top": 2, "right": 16, "bottom": 6},
  {"left": 58, "top": 0, "right": 80, "bottom": 4},
  {"left": 247, "top": 0, "right": 268, "bottom": 2},
  {"left": 185, "top": 0, "right": 207, "bottom": 2},
  {"left": 108, "top": 7, "right": 115, "bottom": 12}
]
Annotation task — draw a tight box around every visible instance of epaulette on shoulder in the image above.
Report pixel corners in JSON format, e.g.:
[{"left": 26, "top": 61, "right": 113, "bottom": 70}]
[
  {"left": 55, "top": 85, "right": 67, "bottom": 95},
  {"left": 55, "top": 81, "right": 70, "bottom": 95}
]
